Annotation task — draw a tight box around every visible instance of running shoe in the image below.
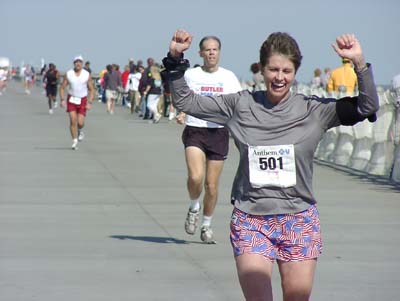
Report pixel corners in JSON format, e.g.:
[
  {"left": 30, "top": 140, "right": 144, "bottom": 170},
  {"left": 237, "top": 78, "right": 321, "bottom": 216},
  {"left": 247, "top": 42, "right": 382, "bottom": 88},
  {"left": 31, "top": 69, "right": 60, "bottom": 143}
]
[
  {"left": 78, "top": 131, "right": 84, "bottom": 141},
  {"left": 168, "top": 111, "right": 176, "bottom": 121},
  {"left": 54, "top": 101, "right": 58, "bottom": 108},
  {"left": 49, "top": 109, "right": 53, "bottom": 114},
  {"left": 154, "top": 113, "right": 162, "bottom": 123},
  {"left": 71, "top": 140, "right": 78, "bottom": 150},
  {"left": 184, "top": 208, "right": 200, "bottom": 235},
  {"left": 200, "top": 225, "right": 217, "bottom": 244}
]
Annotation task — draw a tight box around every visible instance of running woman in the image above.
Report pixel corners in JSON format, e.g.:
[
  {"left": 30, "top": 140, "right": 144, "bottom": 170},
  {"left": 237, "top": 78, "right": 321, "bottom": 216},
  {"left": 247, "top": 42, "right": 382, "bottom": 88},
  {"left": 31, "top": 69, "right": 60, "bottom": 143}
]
[{"left": 164, "top": 29, "right": 378, "bottom": 301}]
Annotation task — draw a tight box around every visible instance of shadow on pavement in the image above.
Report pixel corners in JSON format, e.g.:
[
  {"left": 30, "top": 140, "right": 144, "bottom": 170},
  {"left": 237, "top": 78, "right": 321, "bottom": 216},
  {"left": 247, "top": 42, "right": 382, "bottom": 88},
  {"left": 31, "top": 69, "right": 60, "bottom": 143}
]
[
  {"left": 314, "top": 159, "right": 400, "bottom": 192},
  {"left": 109, "top": 235, "right": 202, "bottom": 244},
  {"left": 34, "top": 147, "right": 72, "bottom": 150}
]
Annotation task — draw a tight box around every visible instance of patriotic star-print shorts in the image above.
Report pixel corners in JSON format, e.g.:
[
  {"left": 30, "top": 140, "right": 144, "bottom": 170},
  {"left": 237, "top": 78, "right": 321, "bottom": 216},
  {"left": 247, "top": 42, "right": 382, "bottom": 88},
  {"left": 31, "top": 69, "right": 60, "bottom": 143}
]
[{"left": 230, "top": 205, "right": 322, "bottom": 262}]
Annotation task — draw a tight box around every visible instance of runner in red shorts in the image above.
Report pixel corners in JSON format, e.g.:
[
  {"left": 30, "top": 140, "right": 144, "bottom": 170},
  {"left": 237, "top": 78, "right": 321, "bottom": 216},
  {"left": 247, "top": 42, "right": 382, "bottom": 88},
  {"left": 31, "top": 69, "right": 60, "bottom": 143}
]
[{"left": 60, "top": 56, "right": 94, "bottom": 150}]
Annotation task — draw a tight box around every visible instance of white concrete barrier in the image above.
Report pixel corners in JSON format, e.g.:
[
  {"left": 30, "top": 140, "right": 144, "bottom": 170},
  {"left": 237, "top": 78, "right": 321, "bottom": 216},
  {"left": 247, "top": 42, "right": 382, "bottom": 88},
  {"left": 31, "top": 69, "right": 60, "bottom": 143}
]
[
  {"left": 391, "top": 145, "right": 400, "bottom": 182},
  {"left": 349, "top": 117, "right": 374, "bottom": 171},
  {"left": 308, "top": 84, "right": 400, "bottom": 183},
  {"left": 315, "top": 128, "right": 339, "bottom": 161},
  {"left": 366, "top": 103, "right": 396, "bottom": 177},
  {"left": 330, "top": 125, "right": 354, "bottom": 165}
]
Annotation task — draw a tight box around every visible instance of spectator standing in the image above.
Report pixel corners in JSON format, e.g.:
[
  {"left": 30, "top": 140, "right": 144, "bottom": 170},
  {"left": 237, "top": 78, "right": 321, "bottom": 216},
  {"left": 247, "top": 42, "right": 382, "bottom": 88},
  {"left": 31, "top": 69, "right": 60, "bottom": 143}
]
[
  {"left": 139, "top": 58, "right": 155, "bottom": 119},
  {"left": 310, "top": 68, "right": 322, "bottom": 89},
  {"left": 121, "top": 65, "right": 130, "bottom": 107},
  {"left": 127, "top": 65, "right": 143, "bottom": 114},
  {"left": 143, "top": 65, "right": 163, "bottom": 123},
  {"left": 84, "top": 61, "right": 92, "bottom": 74},
  {"left": 104, "top": 64, "right": 122, "bottom": 114},
  {"left": 321, "top": 67, "right": 331, "bottom": 90},
  {"left": 327, "top": 58, "right": 357, "bottom": 96},
  {"left": 250, "top": 62, "right": 265, "bottom": 92}
]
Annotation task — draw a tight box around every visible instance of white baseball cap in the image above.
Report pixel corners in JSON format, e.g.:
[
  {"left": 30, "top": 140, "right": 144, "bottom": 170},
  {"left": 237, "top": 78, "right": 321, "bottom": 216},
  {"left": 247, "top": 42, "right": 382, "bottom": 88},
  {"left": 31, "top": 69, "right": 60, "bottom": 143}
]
[{"left": 73, "top": 55, "right": 83, "bottom": 63}]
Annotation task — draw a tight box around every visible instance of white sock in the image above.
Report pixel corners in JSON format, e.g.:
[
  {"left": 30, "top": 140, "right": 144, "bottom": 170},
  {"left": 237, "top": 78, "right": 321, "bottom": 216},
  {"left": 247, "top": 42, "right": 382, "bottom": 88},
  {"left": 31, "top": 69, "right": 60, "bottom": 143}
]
[
  {"left": 202, "top": 215, "right": 212, "bottom": 227},
  {"left": 189, "top": 199, "right": 200, "bottom": 211}
]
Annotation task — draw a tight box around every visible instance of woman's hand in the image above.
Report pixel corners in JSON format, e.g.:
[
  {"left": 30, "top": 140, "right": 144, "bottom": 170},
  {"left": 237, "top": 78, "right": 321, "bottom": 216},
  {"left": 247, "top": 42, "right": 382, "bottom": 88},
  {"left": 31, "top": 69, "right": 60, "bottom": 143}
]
[
  {"left": 332, "top": 34, "right": 366, "bottom": 70},
  {"left": 169, "top": 29, "right": 193, "bottom": 58}
]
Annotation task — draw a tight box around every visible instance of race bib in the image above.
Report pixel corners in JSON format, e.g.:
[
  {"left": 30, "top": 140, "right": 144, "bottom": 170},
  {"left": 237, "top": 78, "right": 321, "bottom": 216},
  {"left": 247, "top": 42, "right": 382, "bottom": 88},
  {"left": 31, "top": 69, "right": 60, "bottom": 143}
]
[
  {"left": 69, "top": 96, "right": 81, "bottom": 105},
  {"left": 248, "top": 144, "right": 296, "bottom": 188}
]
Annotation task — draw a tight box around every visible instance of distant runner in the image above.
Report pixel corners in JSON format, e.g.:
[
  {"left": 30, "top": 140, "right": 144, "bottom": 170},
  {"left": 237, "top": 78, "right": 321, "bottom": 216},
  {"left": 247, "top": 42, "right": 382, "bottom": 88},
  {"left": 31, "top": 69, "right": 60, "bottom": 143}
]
[
  {"left": 43, "top": 63, "right": 60, "bottom": 114},
  {"left": 59, "top": 56, "right": 94, "bottom": 150}
]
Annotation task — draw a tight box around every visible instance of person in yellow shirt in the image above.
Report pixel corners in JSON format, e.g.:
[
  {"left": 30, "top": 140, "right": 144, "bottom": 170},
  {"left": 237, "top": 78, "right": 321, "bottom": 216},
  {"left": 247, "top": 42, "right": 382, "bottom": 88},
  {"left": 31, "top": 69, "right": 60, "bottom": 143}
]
[{"left": 327, "top": 58, "right": 357, "bottom": 95}]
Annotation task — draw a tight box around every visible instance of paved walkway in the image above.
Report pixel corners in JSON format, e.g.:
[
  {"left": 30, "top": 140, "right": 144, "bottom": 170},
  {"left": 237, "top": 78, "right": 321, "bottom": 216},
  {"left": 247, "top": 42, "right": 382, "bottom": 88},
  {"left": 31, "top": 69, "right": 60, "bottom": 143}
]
[{"left": 0, "top": 82, "right": 399, "bottom": 301}]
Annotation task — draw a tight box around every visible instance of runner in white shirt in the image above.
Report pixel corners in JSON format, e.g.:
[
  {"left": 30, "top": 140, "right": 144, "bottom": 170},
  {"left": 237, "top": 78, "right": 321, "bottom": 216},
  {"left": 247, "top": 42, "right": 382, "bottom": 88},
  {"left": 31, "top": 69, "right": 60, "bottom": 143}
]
[
  {"left": 0, "top": 68, "right": 8, "bottom": 96},
  {"left": 59, "top": 56, "right": 94, "bottom": 150},
  {"left": 177, "top": 36, "right": 241, "bottom": 243}
]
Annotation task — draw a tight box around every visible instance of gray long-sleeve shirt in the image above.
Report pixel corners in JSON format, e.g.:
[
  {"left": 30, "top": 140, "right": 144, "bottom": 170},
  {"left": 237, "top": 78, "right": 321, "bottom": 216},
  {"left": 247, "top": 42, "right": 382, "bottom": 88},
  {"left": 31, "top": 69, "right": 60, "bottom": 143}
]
[{"left": 170, "top": 66, "right": 379, "bottom": 215}]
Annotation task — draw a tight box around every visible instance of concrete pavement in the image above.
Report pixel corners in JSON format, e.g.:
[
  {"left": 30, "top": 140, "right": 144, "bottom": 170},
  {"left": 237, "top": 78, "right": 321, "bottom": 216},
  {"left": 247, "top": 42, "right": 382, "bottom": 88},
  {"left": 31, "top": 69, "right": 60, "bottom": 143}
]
[{"left": 0, "top": 81, "right": 399, "bottom": 300}]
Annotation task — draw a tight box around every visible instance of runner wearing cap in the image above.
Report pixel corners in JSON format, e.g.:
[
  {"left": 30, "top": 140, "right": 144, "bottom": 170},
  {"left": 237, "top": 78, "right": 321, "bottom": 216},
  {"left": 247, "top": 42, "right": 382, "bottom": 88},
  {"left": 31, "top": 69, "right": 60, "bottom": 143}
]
[{"left": 59, "top": 56, "right": 94, "bottom": 150}]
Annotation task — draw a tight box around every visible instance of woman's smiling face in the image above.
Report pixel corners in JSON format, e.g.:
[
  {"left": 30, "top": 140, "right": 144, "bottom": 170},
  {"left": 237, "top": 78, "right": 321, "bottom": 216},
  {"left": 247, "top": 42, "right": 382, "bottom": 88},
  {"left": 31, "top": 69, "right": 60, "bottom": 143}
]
[{"left": 262, "top": 53, "right": 296, "bottom": 105}]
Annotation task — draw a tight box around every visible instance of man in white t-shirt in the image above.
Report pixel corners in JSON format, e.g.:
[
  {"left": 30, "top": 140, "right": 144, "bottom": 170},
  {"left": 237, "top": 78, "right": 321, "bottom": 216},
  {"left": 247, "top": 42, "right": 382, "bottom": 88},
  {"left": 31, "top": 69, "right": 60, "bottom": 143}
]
[
  {"left": 59, "top": 56, "right": 94, "bottom": 150},
  {"left": 177, "top": 36, "right": 241, "bottom": 243},
  {"left": 128, "top": 65, "right": 144, "bottom": 114}
]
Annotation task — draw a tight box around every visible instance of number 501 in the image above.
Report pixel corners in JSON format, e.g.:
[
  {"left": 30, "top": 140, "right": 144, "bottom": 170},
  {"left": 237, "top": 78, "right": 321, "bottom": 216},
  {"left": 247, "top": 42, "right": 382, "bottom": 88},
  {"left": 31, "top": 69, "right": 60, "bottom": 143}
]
[{"left": 259, "top": 157, "right": 283, "bottom": 170}]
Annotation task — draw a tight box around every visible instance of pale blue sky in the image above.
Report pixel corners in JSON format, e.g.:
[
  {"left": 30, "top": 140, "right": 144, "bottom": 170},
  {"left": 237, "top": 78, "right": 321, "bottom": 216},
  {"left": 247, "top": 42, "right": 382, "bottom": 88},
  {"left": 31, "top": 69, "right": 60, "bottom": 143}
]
[{"left": 1, "top": 0, "right": 399, "bottom": 84}]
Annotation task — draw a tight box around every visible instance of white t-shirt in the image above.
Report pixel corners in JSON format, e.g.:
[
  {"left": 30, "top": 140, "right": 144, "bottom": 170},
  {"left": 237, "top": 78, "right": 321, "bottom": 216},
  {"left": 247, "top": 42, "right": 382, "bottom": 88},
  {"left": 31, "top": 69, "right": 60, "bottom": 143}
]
[
  {"left": 0, "top": 69, "right": 7, "bottom": 81},
  {"left": 128, "top": 72, "right": 141, "bottom": 91},
  {"left": 67, "top": 69, "right": 90, "bottom": 98},
  {"left": 184, "top": 66, "right": 241, "bottom": 128}
]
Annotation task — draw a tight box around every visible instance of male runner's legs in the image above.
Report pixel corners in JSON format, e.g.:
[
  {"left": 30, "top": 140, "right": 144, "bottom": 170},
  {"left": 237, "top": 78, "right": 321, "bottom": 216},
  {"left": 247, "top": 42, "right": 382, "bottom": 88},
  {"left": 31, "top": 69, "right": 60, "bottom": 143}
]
[
  {"left": 67, "top": 98, "right": 87, "bottom": 149},
  {"left": 183, "top": 126, "right": 228, "bottom": 243}
]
